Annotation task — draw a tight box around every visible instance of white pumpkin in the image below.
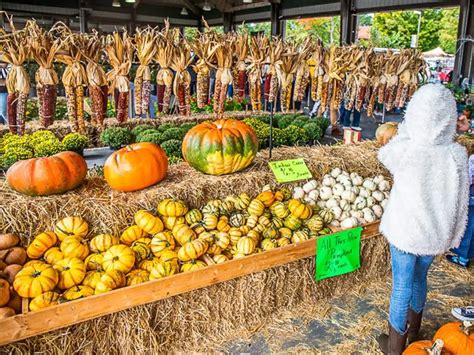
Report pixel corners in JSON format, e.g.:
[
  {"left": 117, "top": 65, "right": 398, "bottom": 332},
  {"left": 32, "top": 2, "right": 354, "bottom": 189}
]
[
  {"left": 341, "top": 217, "right": 359, "bottom": 229},
  {"left": 319, "top": 186, "right": 333, "bottom": 200},
  {"left": 308, "top": 189, "right": 319, "bottom": 201},
  {"left": 304, "top": 196, "right": 316, "bottom": 205},
  {"left": 372, "top": 205, "right": 383, "bottom": 218},
  {"left": 322, "top": 176, "right": 336, "bottom": 187},
  {"left": 378, "top": 180, "right": 390, "bottom": 192},
  {"left": 330, "top": 206, "right": 343, "bottom": 220},
  {"left": 303, "top": 180, "right": 318, "bottom": 193},
  {"left": 357, "top": 217, "right": 367, "bottom": 225},
  {"left": 350, "top": 186, "right": 360, "bottom": 195},
  {"left": 317, "top": 200, "right": 327, "bottom": 209},
  {"left": 340, "top": 211, "right": 350, "bottom": 221},
  {"left": 350, "top": 210, "right": 364, "bottom": 219},
  {"left": 339, "top": 199, "right": 351, "bottom": 211},
  {"left": 329, "top": 220, "right": 340, "bottom": 227},
  {"left": 326, "top": 198, "right": 340, "bottom": 209},
  {"left": 358, "top": 188, "right": 371, "bottom": 198},
  {"left": 372, "top": 190, "right": 384, "bottom": 202},
  {"left": 351, "top": 175, "right": 363, "bottom": 186},
  {"left": 293, "top": 187, "right": 305, "bottom": 199},
  {"left": 336, "top": 173, "right": 350, "bottom": 183},
  {"left": 381, "top": 199, "right": 388, "bottom": 209},
  {"left": 354, "top": 196, "right": 367, "bottom": 210},
  {"left": 384, "top": 192, "right": 390, "bottom": 199},
  {"left": 373, "top": 175, "right": 385, "bottom": 185},
  {"left": 332, "top": 183, "right": 345, "bottom": 197},
  {"left": 363, "top": 178, "right": 377, "bottom": 191},
  {"left": 331, "top": 167, "right": 342, "bottom": 178},
  {"left": 341, "top": 190, "right": 357, "bottom": 202},
  {"left": 341, "top": 179, "right": 353, "bottom": 188},
  {"left": 366, "top": 196, "right": 376, "bottom": 207}
]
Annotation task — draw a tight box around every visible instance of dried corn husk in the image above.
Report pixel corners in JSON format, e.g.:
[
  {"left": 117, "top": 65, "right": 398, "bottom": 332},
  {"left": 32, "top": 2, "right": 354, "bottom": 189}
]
[
  {"left": 233, "top": 33, "right": 249, "bottom": 103},
  {"left": 247, "top": 35, "right": 268, "bottom": 112},
  {"left": 155, "top": 21, "right": 176, "bottom": 114},
  {"left": 171, "top": 40, "right": 193, "bottom": 116}
]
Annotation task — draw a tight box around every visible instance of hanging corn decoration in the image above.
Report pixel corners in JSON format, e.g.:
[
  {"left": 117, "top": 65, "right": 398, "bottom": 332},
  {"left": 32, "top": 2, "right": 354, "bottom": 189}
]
[
  {"left": 247, "top": 36, "right": 267, "bottom": 112},
  {"left": 267, "top": 39, "right": 283, "bottom": 108},
  {"left": 212, "top": 35, "right": 234, "bottom": 118},
  {"left": 155, "top": 22, "right": 176, "bottom": 114},
  {"left": 105, "top": 30, "right": 133, "bottom": 123},
  {"left": 0, "top": 13, "right": 30, "bottom": 135},
  {"left": 233, "top": 33, "right": 248, "bottom": 103},
  {"left": 191, "top": 33, "right": 217, "bottom": 109},
  {"left": 277, "top": 42, "right": 303, "bottom": 113},
  {"left": 310, "top": 43, "right": 324, "bottom": 101},
  {"left": 171, "top": 40, "right": 193, "bottom": 116},
  {"left": 134, "top": 27, "right": 156, "bottom": 118},
  {"left": 82, "top": 31, "right": 108, "bottom": 130},
  {"left": 27, "top": 21, "right": 59, "bottom": 128}
]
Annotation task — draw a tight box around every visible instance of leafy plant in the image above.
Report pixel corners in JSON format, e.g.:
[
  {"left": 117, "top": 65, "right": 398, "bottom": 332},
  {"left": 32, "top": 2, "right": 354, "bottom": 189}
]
[
  {"left": 284, "top": 125, "right": 309, "bottom": 145},
  {"left": 30, "top": 130, "right": 57, "bottom": 147},
  {"left": 137, "top": 132, "right": 163, "bottom": 145},
  {"left": 136, "top": 129, "right": 160, "bottom": 142},
  {"left": 161, "top": 139, "right": 182, "bottom": 157},
  {"left": 158, "top": 123, "right": 177, "bottom": 133},
  {"left": 132, "top": 124, "right": 155, "bottom": 138},
  {"left": 1, "top": 146, "right": 34, "bottom": 168},
  {"left": 34, "top": 139, "right": 64, "bottom": 158},
  {"left": 161, "top": 127, "right": 185, "bottom": 141},
  {"left": 100, "top": 127, "right": 133, "bottom": 148},
  {"left": 62, "top": 133, "right": 88, "bottom": 152},
  {"left": 302, "top": 122, "right": 323, "bottom": 142},
  {"left": 168, "top": 156, "right": 183, "bottom": 165}
]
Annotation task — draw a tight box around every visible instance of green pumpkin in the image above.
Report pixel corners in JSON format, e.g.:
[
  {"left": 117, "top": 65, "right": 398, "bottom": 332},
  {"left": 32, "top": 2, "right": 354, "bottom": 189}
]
[
  {"left": 185, "top": 209, "right": 203, "bottom": 224},
  {"left": 182, "top": 119, "right": 259, "bottom": 175},
  {"left": 229, "top": 212, "right": 246, "bottom": 227},
  {"left": 219, "top": 200, "right": 235, "bottom": 216},
  {"left": 263, "top": 226, "right": 279, "bottom": 239},
  {"left": 319, "top": 209, "right": 334, "bottom": 224},
  {"left": 284, "top": 215, "right": 302, "bottom": 231},
  {"left": 305, "top": 216, "right": 324, "bottom": 232},
  {"left": 291, "top": 230, "right": 309, "bottom": 243}
]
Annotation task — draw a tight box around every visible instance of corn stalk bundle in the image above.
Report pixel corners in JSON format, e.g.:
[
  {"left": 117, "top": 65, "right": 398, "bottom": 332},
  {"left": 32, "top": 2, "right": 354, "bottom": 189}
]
[
  {"left": 265, "top": 38, "right": 284, "bottom": 106},
  {"left": 354, "top": 48, "right": 373, "bottom": 112},
  {"left": 366, "top": 53, "right": 384, "bottom": 117},
  {"left": 191, "top": 31, "right": 217, "bottom": 109},
  {"left": 293, "top": 39, "right": 312, "bottom": 104},
  {"left": 134, "top": 27, "right": 157, "bottom": 118},
  {"left": 155, "top": 21, "right": 176, "bottom": 114},
  {"left": 171, "top": 40, "right": 193, "bottom": 116},
  {"left": 212, "top": 35, "right": 235, "bottom": 118},
  {"left": 383, "top": 53, "right": 401, "bottom": 112},
  {"left": 232, "top": 33, "right": 249, "bottom": 103},
  {"left": 26, "top": 20, "right": 60, "bottom": 128},
  {"left": 277, "top": 41, "right": 306, "bottom": 113},
  {"left": 309, "top": 41, "right": 324, "bottom": 101},
  {"left": 105, "top": 30, "right": 133, "bottom": 123},
  {"left": 52, "top": 23, "right": 88, "bottom": 133},
  {"left": 82, "top": 31, "right": 108, "bottom": 131},
  {"left": 0, "top": 12, "right": 30, "bottom": 135},
  {"left": 342, "top": 46, "right": 365, "bottom": 111},
  {"left": 246, "top": 35, "right": 268, "bottom": 112},
  {"left": 395, "top": 49, "right": 425, "bottom": 109}
]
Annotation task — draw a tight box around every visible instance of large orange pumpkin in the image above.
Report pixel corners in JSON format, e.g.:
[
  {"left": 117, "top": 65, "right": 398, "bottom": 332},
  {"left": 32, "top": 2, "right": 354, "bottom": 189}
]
[
  {"left": 376, "top": 122, "right": 398, "bottom": 145},
  {"left": 6, "top": 151, "right": 87, "bottom": 196},
  {"left": 182, "top": 119, "right": 258, "bottom": 175},
  {"left": 104, "top": 142, "right": 168, "bottom": 192},
  {"left": 433, "top": 321, "right": 474, "bottom": 355}
]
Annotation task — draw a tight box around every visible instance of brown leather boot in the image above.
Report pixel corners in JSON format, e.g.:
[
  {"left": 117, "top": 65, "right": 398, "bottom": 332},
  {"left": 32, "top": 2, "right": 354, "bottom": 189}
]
[
  {"left": 377, "top": 323, "right": 407, "bottom": 355},
  {"left": 407, "top": 309, "right": 423, "bottom": 344}
]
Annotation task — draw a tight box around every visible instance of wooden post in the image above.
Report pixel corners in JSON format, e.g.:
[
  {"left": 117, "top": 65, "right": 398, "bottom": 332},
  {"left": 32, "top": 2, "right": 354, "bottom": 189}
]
[
  {"left": 223, "top": 12, "right": 233, "bottom": 32},
  {"left": 270, "top": 2, "right": 281, "bottom": 37},
  {"left": 453, "top": 0, "right": 473, "bottom": 85},
  {"left": 340, "top": 0, "right": 357, "bottom": 45}
]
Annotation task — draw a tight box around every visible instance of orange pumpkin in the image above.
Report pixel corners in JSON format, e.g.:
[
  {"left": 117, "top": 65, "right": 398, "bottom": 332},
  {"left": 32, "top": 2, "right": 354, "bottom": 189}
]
[
  {"left": 376, "top": 122, "right": 398, "bottom": 145},
  {"left": 433, "top": 321, "right": 474, "bottom": 355},
  {"left": 6, "top": 151, "right": 87, "bottom": 196},
  {"left": 104, "top": 142, "right": 168, "bottom": 192},
  {"left": 182, "top": 119, "right": 258, "bottom": 175},
  {"left": 403, "top": 339, "right": 444, "bottom": 355}
]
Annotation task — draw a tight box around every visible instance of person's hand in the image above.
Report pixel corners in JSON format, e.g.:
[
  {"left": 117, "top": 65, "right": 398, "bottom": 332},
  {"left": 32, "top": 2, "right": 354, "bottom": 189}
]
[{"left": 457, "top": 114, "right": 470, "bottom": 132}]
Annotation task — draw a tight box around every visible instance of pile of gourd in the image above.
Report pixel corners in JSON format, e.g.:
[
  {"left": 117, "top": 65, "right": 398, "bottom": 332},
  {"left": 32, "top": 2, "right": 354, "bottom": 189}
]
[
  {"left": 13, "top": 187, "right": 338, "bottom": 311},
  {"left": 293, "top": 168, "right": 390, "bottom": 229}
]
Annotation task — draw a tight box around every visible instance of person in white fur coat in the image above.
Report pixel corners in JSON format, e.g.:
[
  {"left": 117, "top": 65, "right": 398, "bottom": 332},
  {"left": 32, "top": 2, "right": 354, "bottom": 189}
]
[{"left": 377, "top": 84, "right": 469, "bottom": 354}]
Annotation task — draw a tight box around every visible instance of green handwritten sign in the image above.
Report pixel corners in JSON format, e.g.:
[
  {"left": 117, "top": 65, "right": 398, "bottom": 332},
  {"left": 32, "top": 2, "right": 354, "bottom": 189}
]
[
  {"left": 315, "top": 226, "right": 362, "bottom": 281},
  {"left": 268, "top": 159, "right": 312, "bottom": 183}
]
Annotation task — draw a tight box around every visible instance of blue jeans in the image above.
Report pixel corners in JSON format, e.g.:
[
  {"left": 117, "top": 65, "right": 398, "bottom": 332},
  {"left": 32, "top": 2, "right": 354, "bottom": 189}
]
[
  {"left": 452, "top": 205, "right": 474, "bottom": 259},
  {"left": 149, "top": 95, "right": 158, "bottom": 118},
  {"left": 343, "top": 109, "right": 361, "bottom": 128},
  {"left": 389, "top": 245, "right": 435, "bottom": 334},
  {"left": 0, "top": 92, "right": 7, "bottom": 125}
]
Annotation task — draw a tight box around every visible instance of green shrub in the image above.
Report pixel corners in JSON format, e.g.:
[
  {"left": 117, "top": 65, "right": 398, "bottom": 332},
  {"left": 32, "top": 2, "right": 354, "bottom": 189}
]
[
  {"left": 62, "top": 133, "right": 88, "bottom": 152},
  {"left": 136, "top": 129, "right": 160, "bottom": 141},
  {"left": 34, "top": 138, "right": 64, "bottom": 157},
  {"left": 277, "top": 115, "right": 296, "bottom": 129},
  {"left": 161, "top": 139, "right": 182, "bottom": 157},
  {"left": 302, "top": 122, "right": 323, "bottom": 142},
  {"left": 158, "top": 123, "right": 177, "bottom": 133},
  {"left": 137, "top": 132, "right": 163, "bottom": 145},
  {"left": 100, "top": 127, "right": 133, "bottom": 148},
  {"left": 272, "top": 128, "right": 289, "bottom": 147},
  {"left": 161, "top": 127, "right": 185, "bottom": 141},
  {"left": 243, "top": 118, "right": 269, "bottom": 148},
  {"left": 315, "top": 117, "right": 330, "bottom": 134},
  {"left": 284, "top": 125, "right": 309, "bottom": 145},
  {"left": 30, "top": 130, "right": 57, "bottom": 148},
  {"left": 291, "top": 116, "right": 310, "bottom": 128},
  {"left": 1, "top": 146, "right": 34, "bottom": 168},
  {"left": 131, "top": 124, "right": 155, "bottom": 137},
  {"left": 168, "top": 156, "right": 183, "bottom": 165}
]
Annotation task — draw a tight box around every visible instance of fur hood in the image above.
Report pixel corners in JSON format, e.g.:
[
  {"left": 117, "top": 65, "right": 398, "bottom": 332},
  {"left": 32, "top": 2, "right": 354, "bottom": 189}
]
[{"left": 378, "top": 84, "right": 469, "bottom": 256}]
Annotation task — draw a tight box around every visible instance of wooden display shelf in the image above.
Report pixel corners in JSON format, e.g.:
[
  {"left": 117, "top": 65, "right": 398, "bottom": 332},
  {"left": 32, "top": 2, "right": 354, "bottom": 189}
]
[{"left": 0, "top": 222, "right": 381, "bottom": 346}]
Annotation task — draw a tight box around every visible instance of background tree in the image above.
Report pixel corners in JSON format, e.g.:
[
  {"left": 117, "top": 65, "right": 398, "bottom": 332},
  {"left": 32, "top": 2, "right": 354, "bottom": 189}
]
[
  {"left": 286, "top": 17, "right": 340, "bottom": 45},
  {"left": 439, "top": 8, "right": 459, "bottom": 53}
]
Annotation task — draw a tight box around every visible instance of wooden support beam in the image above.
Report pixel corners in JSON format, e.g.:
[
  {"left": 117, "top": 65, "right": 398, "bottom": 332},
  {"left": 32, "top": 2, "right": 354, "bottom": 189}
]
[
  {"left": 340, "top": 0, "right": 357, "bottom": 45},
  {"left": 270, "top": 1, "right": 281, "bottom": 36},
  {"left": 181, "top": 0, "right": 201, "bottom": 16},
  {"left": 0, "top": 222, "right": 381, "bottom": 346},
  {"left": 133, "top": 0, "right": 142, "bottom": 9},
  {"left": 223, "top": 11, "right": 233, "bottom": 32},
  {"left": 228, "top": 0, "right": 273, "bottom": 13},
  {"left": 453, "top": 0, "right": 473, "bottom": 84}
]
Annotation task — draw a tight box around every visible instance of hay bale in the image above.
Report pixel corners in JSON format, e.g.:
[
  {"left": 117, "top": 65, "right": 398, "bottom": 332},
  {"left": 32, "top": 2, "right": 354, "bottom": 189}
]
[
  {"left": 1, "top": 236, "right": 389, "bottom": 353},
  {"left": 0, "top": 142, "right": 386, "bottom": 244}
]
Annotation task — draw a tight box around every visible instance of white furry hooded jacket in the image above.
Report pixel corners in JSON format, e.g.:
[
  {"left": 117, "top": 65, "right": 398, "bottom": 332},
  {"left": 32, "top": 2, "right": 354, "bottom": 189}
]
[{"left": 378, "top": 84, "right": 469, "bottom": 256}]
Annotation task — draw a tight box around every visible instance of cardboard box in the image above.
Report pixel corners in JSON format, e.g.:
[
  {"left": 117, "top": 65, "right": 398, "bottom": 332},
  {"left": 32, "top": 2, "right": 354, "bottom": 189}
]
[{"left": 343, "top": 129, "right": 362, "bottom": 145}]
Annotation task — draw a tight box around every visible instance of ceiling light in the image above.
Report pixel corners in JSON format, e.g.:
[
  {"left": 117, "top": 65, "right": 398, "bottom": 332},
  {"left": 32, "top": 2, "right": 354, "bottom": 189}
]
[
  {"left": 125, "top": 0, "right": 135, "bottom": 3},
  {"left": 203, "top": 1, "right": 211, "bottom": 11},
  {"left": 112, "top": 0, "right": 121, "bottom": 7},
  {"left": 181, "top": 7, "right": 189, "bottom": 15},
  {"left": 243, "top": 0, "right": 253, "bottom": 3}
]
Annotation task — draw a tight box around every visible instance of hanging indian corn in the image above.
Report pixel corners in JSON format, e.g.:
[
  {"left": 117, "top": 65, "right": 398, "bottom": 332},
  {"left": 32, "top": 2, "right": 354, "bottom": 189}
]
[
  {"left": 212, "top": 35, "right": 234, "bottom": 118},
  {"left": 247, "top": 35, "right": 267, "bottom": 112},
  {"left": 232, "top": 32, "right": 248, "bottom": 103},
  {"left": 171, "top": 39, "right": 193, "bottom": 116}
]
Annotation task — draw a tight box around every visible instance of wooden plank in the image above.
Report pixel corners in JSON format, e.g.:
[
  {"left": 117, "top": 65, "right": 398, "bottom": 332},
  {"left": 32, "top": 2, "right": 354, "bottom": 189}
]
[{"left": 0, "top": 222, "right": 380, "bottom": 346}]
